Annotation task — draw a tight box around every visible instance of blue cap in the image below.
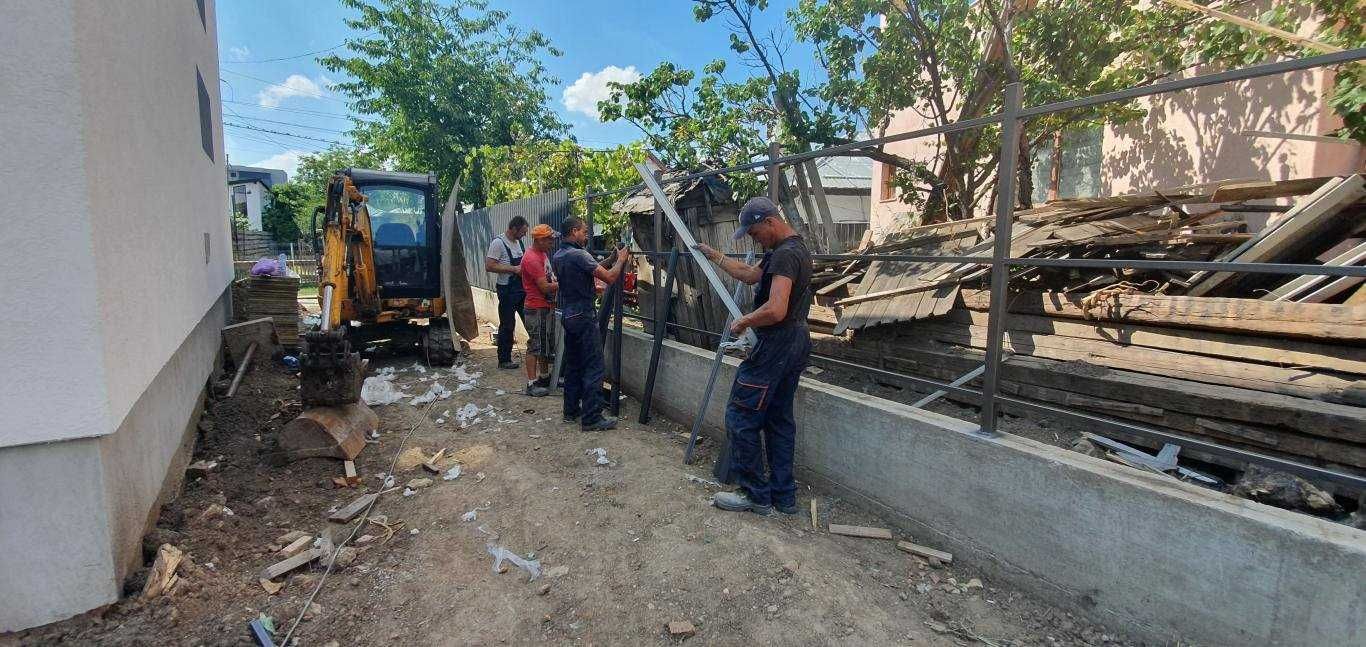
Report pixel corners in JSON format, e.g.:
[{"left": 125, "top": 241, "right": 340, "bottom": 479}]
[{"left": 733, "top": 197, "right": 780, "bottom": 240}]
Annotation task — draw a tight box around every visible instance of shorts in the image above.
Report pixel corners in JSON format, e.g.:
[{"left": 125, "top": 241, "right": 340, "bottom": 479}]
[{"left": 525, "top": 307, "right": 556, "bottom": 357}]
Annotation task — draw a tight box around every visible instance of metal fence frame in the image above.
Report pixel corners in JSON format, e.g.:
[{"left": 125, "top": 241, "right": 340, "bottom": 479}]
[{"left": 569, "top": 48, "right": 1366, "bottom": 489}]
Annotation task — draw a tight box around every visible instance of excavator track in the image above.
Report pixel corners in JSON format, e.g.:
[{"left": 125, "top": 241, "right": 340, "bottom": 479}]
[{"left": 423, "top": 318, "right": 457, "bottom": 367}]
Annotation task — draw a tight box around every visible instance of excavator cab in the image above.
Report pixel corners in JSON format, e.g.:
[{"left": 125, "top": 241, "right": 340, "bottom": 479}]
[{"left": 346, "top": 169, "right": 443, "bottom": 300}]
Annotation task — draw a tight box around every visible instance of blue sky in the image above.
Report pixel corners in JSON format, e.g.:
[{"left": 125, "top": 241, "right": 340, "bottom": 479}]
[{"left": 216, "top": 0, "right": 820, "bottom": 177}]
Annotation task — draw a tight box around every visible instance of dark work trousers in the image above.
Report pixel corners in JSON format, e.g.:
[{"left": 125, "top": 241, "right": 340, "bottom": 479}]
[
  {"left": 724, "top": 323, "right": 811, "bottom": 508},
  {"left": 495, "top": 281, "right": 526, "bottom": 364},
  {"left": 560, "top": 303, "right": 607, "bottom": 426}
]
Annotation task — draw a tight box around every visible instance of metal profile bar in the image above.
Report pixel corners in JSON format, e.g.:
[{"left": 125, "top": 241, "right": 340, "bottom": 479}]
[
  {"left": 639, "top": 248, "right": 681, "bottom": 424},
  {"left": 1002, "top": 257, "right": 1366, "bottom": 278},
  {"left": 995, "top": 395, "right": 1366, "bottom": 490},
  {"left": 636, "top": 163, "right": 757, "bottom": 348},
  {"left": 685, "top": 249, "right": 757, "bottom": 468},
  {"left": 1018, "top": 48, "right": 1366, "bottom": 118},
  {"left": 610, "top": 268, "right": 625, "bottom": 417},
  {"left": 811, "top": 354, "right": 984, "bottom": 401},
  {"left": 978, "top": 82, "right": 1023, "bottom": 436}
]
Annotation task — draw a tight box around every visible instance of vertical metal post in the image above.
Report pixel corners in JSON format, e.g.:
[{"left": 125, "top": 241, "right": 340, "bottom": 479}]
[
  {"left": 978, "top": 82, "right": 1023, "bottom": 435},
  {"left": 652, "top": 170, "right": 664, "bottom": 336},
  {"left": 767, "top": 142, "right": 781, "bottom": 203},
  {"left": 639, "top": 247, "right": 680, "bottom": 423},
  {"left": 609, "top": 265, "right": 625, "bottom": 417},
  {"left": 586, "top": 192, "right": 595, "bottom": 251}
]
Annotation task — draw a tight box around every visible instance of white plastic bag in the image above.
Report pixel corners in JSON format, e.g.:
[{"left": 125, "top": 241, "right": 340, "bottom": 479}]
[
  {"left": 361, "top": 375, "right": 408, "bottom": 406},
  {"left": 487, "top": 544, "right": 541, "bottom": 581}
]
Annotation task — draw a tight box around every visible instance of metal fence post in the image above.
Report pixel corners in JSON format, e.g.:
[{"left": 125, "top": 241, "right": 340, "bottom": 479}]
[
  {"left": 768, "top": 142, "right": 781, "bottom": 202},
  {"left": 586, "top": 192, "right": 595, "bottom": 250},
  {"left": 977, "top": 81, "right": 1023, "bottom": 436}
]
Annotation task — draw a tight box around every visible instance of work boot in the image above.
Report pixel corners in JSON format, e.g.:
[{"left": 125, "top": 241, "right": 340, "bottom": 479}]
[
  {"left": 563, "top": 412, "right": 579, "bottom": 424},
  {"left": 774, "top": 501, "right": 800, "bottom": 515},
  {"left": 582, "top": 415, "right": 618, "bottom": 431},
  {"left": 498, "top": 361, "right": 520, "bottom": 370},
  {"left": 713, "top": 490, "right": 773, "bottom": 516},
  {"left": 525, "top": 382, "right": 549, "bottom": 397}
]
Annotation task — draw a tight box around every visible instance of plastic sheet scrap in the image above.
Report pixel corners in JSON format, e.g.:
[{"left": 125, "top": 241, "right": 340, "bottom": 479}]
[
  {"left": 487, "top": 544, "right": 541, "bottom": 581},
  {"left": 586, "top": 448, "right": 610, "bottom": 465},
  {"left": 360, "top": 371, "right": 409, "bottom": 406},
  {"left": 411, "top": 382, "right": 452, "bottom": 405}
]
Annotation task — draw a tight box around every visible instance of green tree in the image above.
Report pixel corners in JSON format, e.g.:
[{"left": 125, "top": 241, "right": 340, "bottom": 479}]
[
  {"left": 320, "top": 0, "right": 567, "bottom": 207},
  {"left": 469, "top": 140, "right": 647, "bottom": 234},
  {"left": 260, "top": 182, "right": 315, "bottom": 243},
  {"left": 602, "top": 0, "right": 1363, "bottom": 223}
]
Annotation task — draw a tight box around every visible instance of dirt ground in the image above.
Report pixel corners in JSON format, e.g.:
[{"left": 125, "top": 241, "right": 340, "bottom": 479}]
[{"left": 13, "top": 332, "right": 1163, "bottom": 647}]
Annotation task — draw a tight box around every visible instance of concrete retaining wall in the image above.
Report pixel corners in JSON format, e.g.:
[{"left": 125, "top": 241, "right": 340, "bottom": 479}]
[
  {"left": 611, "top": 328, "right": 1366, "bottom": 647},
  {"left": 470, "top": 286, "right": 527, "bottom": 343}
]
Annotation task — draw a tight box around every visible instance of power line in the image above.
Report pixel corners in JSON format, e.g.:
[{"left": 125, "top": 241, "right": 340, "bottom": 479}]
[
  {"left": 228, "top": 114, "right": 354, "bottom": 134},
  {"left": 219, "top": 68, "right": 351, "bottom": 105},
  {"left": 225, "top": 42, "right": 345, "bottom": 64},
  {"left": 225, "top": 122, "right": 349, "bottom": 145},
  {"left": 223, "top": 99, "right": 368, "bottom": 121}
]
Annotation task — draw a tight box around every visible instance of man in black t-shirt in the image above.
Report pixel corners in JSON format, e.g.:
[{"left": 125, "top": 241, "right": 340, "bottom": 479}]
[{"left": 697, "top": 197, "right": 814, "bottom": 516}]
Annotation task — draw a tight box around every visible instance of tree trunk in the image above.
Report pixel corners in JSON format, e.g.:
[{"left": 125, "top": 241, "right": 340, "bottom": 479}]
[{"left": 1016, "top": 133, "right": 1033, "bottom": 209}]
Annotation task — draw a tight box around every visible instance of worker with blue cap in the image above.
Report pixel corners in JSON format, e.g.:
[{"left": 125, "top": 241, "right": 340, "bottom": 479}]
[{"left": 695, "top": 196, "right": 813, "bottom": 516}]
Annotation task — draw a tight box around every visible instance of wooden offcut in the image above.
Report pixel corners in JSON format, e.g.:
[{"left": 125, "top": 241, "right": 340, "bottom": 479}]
[
  {"left": 897, "top": 541, "right": 953, "bottom": 564},
  {"left": 329, "top": 493, "right": 378, "bottom": 523},
  {"left": 142, "top": 544, "right": 184, "bottom": 598},
  {"left": 260, "top": 548, "right": 323, "bottom": 580},
  {"left": 278, "top": 403, "right": 376, "bottom": 462},
  {"left": 828, "top": 524, "right": 894, "bottom": 540}
]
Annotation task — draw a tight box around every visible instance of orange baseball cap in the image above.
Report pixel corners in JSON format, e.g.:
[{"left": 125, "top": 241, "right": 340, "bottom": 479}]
[{"left": 531, "top": 224, "right": 558, "bottom": 239}]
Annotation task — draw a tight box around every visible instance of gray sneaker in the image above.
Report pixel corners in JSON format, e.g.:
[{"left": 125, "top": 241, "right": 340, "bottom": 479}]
[
  {"left": 525, "top": 383, "right": 550, "bottom": 397},
  {"left": 713, "top": 490, "right": 774, "bottom": 516}
]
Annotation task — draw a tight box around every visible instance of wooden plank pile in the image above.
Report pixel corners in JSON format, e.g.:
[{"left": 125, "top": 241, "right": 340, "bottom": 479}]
[
  {"left": 234, "top": 275, "right": 301, "bottom": 348},
  {"left": 816, "top": 175, "right": 1366, "bottom": 482}
]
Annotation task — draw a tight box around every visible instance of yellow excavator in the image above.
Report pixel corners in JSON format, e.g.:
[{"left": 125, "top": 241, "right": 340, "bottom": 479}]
[{"left": 278, "top": 168, "right": 478, "bottom": 461}]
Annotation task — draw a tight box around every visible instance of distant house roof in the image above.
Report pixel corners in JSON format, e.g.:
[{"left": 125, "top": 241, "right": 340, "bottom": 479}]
[
  {"left": 784, "top": 155, "right": 873, "bottom": 192},
  {"left": 228, "top": 164, "right": 287, "bottom": 188}
]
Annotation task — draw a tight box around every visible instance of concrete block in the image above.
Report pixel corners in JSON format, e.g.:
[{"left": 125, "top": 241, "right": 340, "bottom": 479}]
[{"left": 612, "top": 329, "right": 1366, "bottom": 647}]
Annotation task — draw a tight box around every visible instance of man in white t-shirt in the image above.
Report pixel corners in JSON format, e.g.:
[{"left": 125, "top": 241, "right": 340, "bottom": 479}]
[{"left": 485, "top": 216, "right": 529, "bottom": 369}]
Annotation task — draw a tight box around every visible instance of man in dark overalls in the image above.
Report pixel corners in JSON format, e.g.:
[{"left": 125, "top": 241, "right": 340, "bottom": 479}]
[
  {"left": 552, "top": 216, "right": 630, "bottom": 431},
  {"left": 485, "top": 216, "right": 529, "bottom": 369},
  {"left": 697, "top": 197, "right": 813, "bottom": 516}
]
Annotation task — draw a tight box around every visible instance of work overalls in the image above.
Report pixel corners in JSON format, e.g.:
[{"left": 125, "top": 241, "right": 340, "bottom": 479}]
[
  {"left": 495, "top": 237, "right": 525, "bottom": 365},
  {"left": 552, "top": 244, "right": 608, "bottom": 427},
  {"left": 724, "top": 313, "right": 811, "bottom": 509}
]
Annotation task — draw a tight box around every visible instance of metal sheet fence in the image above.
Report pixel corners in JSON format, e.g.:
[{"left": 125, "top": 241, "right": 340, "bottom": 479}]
[{"left": 457, "top": 189, "right": 570, "bottom": 292}]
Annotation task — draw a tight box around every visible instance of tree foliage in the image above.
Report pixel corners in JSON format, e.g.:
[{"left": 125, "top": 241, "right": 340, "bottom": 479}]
[
  {"left": 320, "top": 0, "right": 567, "bottom": 206},
  {"left": 469, "top": 141, "right": 647, "bottom": 234},
  {"left": 602, "top": 0, "right": 1364, "bottom": 223},
  {"left": 260, "top": 182, "right": 315, "bottom": 243}
]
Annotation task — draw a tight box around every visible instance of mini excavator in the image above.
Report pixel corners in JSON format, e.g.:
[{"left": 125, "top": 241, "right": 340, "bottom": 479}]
[{"left": 277, "top": 169, "right": 478, "bottom": 462}]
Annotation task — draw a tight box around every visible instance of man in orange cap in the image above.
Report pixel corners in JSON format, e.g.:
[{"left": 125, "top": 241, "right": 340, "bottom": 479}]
[{"left": 519, "top": 223, "right": 560, "bottom": 396}]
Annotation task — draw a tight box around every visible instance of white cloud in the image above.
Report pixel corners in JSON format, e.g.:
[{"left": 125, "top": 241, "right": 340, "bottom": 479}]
[
  {"left": 227, "top": 45, "right": 251, "bottom": 62},
  {"left": 247, "top": 149, "right": 307, "bottom": 178},
  {"left": 256, "top": 74, "right": 329, "bottom": 108},
  {"left": 562, "top": 65, "right": 641, "bottom": 120}
]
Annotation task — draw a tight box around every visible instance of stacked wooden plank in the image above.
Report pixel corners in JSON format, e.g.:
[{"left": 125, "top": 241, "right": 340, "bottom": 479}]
[
  {"left": 818, "top": 175, "right": 1366, "bottom": 482},
  {"left": 236, "top": 275, "right": 300, "bottom": 348}
]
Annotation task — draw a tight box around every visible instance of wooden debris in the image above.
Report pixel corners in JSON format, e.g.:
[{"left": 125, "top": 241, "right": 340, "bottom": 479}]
[
  {"left": 421, "top": 449, "right": 447, "bottom": 474},
  {"left": 185, "top": 460, "right": 217, "bottom": 479},
  {"left": 344, "top": 460, "right": 360, "bottom": 486},
  {"left": 896, "top": 541, "right": 953, "bottom": 564},
  {"left": 667, "top": 620, "right": 697, "bottom": 638},
  {"left": 279, "top": 535, "right": 314, "bottom": 558},
  {"left": 329, "top": 493, "right": 377, "bottom": 523},
  {"left": 259, "top": 578, "right": 284, "bottom": 595},
  {"left": 809, "top": 499, "right": 819, "bottom": 532},
  {"left": 142, "top": 544, "right": 184, "bottom": 598},
  {"left": 260, "top": 548, "right": 323, "bottom": 580},
  {"left": 275, "top": 530, "right": 308, "bottom": 545},
  {"left": 828, "top": 524, "right": 893, "bottom": 540}
]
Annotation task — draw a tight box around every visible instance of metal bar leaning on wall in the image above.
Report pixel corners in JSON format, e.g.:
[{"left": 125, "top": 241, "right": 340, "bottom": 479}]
[
  {"left": 610, "top": 267, "right": 626, "bottom": 417},
  {"left": 684, "top": 249, "right": 756, "bottom": 469},
  {"left": 639, "top": 248, "right": 681, "bottom": 424}
]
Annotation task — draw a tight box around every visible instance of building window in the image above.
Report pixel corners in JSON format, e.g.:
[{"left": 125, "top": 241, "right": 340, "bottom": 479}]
[
  {"left": 879, "top": 163, "right": 896, "bottom": 202},
  {"left": 196, "top": 0, "right": 206, "bottom": 31},
  {"left": 196, "top": 67, "right": 213, "bottom": 161},
  {"left": 1031, "top": 127, "right": 1102, "bottom": 204}
]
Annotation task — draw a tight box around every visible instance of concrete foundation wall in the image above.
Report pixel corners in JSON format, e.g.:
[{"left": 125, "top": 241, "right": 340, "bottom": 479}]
[
  {"left": 0, "top": 288, "right": 227, "bottom": 631},
  {"left": 470, "top": 286, "right": 528, "bottom": 342},
  {"left": 611, "top": 329, "right": 1366, "bottom": 646}
]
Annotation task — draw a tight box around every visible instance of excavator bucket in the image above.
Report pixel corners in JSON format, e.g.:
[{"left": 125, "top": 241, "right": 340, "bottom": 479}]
[
  {"left": 440, "top": 181, "right": 479, "bottom": 341},
  {"left": 277, "top": 402, "right": 376, "bottom": 462}
]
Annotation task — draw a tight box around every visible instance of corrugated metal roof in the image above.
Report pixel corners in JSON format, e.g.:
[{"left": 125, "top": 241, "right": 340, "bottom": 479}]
[{"left": 612, "top": 172, "right": 736, "bottom": 214}]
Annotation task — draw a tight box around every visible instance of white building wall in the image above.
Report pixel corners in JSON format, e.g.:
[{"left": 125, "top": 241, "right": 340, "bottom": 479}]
[{"left": 0, "top": 0, "right": 231, "bottom": 631}]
